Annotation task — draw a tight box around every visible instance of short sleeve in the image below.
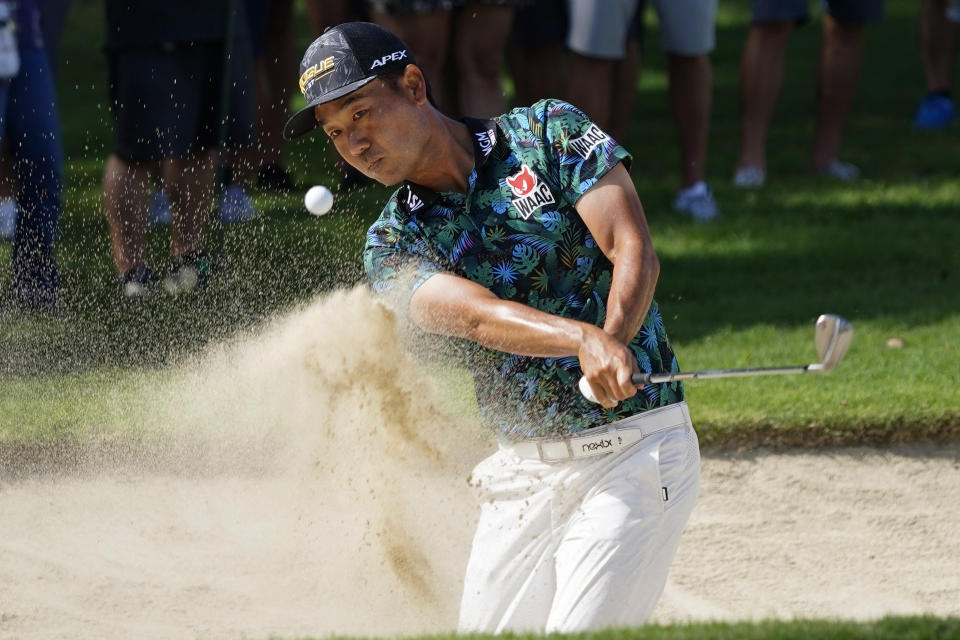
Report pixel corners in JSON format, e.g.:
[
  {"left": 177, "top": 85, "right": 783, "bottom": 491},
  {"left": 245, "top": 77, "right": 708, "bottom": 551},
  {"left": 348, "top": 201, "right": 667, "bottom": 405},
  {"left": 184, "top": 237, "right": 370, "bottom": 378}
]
[
  {"left": 539, "top": 100, "right": 632, "bottom": 206},
  {"left": 363, "top": 198, "right": 447, "bottom": 313}
]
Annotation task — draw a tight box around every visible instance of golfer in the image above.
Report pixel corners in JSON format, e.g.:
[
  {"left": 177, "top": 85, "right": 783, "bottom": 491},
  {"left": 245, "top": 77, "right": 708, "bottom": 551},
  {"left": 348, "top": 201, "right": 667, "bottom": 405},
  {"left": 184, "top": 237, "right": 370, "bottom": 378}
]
[{"left": 284, "top": 22, "right": 700, "bottom": 633}]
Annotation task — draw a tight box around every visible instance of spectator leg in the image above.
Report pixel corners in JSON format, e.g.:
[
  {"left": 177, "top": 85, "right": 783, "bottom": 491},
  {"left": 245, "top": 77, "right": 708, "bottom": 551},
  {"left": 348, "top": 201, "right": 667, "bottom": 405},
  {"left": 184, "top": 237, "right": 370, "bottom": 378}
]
[
  {"left": 455, "top": 2, "right": 514, "bottom": 118},
  {"left": 667, "top": 52, "right": 712, "bottom": 189},
  {"left": 565, "top": 53, "right": 617, "bottom": 134},
  {"left": 811, "top": 15, "right": 865, "bottom": 172},
  {"left": 370, "top": 9, "right": 452, "bottom": 112},
  {"left": 103, "top": 154, "right": 151, "bottom": 275},
  {"left": 736, "top": 21, "right": 793, "bottom": 172},
  {"left": 163, "top": 150, "right": 217, "bottom": 260},
  {"left": 920, "top": 0, "right": 958, "bottom": 93}
]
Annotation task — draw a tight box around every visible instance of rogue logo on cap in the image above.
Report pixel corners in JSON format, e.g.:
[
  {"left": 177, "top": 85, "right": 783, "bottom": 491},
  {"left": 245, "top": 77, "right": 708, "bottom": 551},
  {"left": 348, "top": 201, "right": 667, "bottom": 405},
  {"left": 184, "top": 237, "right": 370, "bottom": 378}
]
[{"left": 299, "top": 56, "right": 336, "bottom": 95}]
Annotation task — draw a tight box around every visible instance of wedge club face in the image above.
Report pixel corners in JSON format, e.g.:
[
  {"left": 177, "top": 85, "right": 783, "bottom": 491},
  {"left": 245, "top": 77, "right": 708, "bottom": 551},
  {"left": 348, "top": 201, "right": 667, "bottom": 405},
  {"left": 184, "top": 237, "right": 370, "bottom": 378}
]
[{"left": 811, "top": 314, "right": 853, "bottom": 372}]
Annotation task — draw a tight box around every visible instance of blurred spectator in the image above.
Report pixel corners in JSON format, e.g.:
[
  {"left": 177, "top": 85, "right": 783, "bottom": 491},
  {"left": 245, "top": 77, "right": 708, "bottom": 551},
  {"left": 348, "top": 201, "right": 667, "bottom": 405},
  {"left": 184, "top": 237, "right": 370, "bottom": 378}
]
[
  {"left": 0, "top": 0, "right": 73, "bottom": 246},
  {"left": 102, "top": 0, "right": 255, "bottom": 298},
  {"left": 249, "top": 0, "right": 297, "bottom": 193},
  {"left": 914, "top": 0, "right": 959, "bottom": 129},
  {"left": 733, "top": 1, "right": 884, "bottom": 188},
  {"left": 365, "top": 0, "right": 518, "bottom": 118},
  {"left": 508, "top": 0, "right": 568, "bottom": 108},
  {"left": 34, "top": 0, "right": 71, "bottom": 72},
  {"left": 305, "top": 0, "right": 366, "bottom": 34},
  {"left": 306, "top": 0, "right": 370, "bottom": 190},
  {"left": 564, "top": 0, "right": 720, "bottom": 222},
  {"left": 0, "top": 0, "right": 64, "bottom": 312}
]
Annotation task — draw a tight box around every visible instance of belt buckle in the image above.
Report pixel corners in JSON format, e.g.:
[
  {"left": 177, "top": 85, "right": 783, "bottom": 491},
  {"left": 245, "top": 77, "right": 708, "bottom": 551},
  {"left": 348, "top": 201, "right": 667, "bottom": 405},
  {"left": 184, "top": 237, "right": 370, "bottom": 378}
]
[{"left": 535, "top": 439, "right": 574, "bottom": 462}]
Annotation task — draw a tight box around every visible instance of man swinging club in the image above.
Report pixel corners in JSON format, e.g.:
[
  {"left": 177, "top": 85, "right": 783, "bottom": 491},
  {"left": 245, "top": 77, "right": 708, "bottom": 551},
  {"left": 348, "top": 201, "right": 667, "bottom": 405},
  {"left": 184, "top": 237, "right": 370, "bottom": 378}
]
[{"left": 284, "top": 22, "right": 700, "bottom": 633}]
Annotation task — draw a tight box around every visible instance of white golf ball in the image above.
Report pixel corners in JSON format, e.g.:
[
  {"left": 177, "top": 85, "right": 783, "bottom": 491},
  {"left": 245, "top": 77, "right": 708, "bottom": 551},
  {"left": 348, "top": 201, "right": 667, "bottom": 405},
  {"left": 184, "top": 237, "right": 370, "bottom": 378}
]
[{"left": 305, "top": 185, "right": 334, "bottom": 216}]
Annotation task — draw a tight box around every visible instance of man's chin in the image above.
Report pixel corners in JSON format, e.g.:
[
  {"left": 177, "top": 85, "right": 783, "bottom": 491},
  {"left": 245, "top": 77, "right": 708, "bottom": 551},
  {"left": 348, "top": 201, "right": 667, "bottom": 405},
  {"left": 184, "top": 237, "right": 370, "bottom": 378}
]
[{"left": 365, "top": 169, "right": 401, "bottom": 187}]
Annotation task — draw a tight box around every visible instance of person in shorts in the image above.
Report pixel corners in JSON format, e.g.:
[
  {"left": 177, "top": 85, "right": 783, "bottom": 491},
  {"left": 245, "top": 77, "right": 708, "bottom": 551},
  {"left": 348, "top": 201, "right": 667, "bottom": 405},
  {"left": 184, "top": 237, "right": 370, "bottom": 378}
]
[
  {"left": 366, "top": 0, "right": 526, "bottom": 117},
  {"left": 102, "top": 0, "right": 254, "bottom": 297},
  {"left": 732, "top": 0, "right": 884, "bottom": 188},
  {"left": 284, "top": 21, "right": 700, "bottom": 633},
  {"left": 565, "top": 0, "right": 720, "bottom": 222}
]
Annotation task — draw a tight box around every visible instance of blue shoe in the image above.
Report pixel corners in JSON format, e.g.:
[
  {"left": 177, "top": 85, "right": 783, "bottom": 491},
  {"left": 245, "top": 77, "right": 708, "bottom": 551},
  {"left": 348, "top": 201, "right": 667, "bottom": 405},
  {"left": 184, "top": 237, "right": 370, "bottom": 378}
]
[
  {"left": 0, "top": 197, "right": 16, "bottom": 239},
  {"left": 150, "top": 189, "right": 172, "bottom": 227},
  {"left": 913, "top": 94, "right": 956, "bottom": 129},
  {"left": 672, "top": 181, "right": 720, "bottom": 222},
  {"left": 220, "top": 184, "right": 257, "bottom": 224}
]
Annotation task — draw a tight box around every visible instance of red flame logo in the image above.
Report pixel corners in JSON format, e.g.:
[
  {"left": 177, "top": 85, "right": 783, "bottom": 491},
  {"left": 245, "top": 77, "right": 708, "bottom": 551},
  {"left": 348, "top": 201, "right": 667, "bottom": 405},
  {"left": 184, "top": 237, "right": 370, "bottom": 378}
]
[{"left": 506, "top": 165, "right": 536, "bottom": 196}]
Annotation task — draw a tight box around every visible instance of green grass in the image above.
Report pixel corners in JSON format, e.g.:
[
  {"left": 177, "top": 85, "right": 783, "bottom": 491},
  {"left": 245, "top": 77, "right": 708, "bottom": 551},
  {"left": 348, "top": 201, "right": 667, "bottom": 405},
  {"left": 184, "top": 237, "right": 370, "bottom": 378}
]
[
  {"left": 1, "top": 0, "right": 959, "bottom": 449},
  {"left": 309, "top": 616, "right": 960, "bottom": 640}
]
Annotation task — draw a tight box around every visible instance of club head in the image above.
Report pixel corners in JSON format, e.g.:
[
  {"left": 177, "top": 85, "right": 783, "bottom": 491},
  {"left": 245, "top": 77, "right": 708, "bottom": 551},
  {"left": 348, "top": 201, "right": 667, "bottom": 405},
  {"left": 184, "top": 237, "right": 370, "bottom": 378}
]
[{"left": 812, "top": 314, "right": 853, "bottom": 371}]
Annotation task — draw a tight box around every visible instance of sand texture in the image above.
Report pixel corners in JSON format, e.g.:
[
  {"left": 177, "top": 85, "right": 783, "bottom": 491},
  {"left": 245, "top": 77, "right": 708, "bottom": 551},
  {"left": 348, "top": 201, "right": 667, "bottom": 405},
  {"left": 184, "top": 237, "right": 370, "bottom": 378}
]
[{"left": 2, "top": 288, "right": 957, "bottom": 638}]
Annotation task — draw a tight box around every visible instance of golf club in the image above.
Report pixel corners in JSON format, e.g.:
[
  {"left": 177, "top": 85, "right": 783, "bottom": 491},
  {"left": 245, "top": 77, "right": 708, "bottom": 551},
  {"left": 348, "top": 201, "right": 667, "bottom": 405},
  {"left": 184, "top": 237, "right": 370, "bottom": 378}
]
[{"left": 579, "top": 314, "right": 853, "bottom": 404}]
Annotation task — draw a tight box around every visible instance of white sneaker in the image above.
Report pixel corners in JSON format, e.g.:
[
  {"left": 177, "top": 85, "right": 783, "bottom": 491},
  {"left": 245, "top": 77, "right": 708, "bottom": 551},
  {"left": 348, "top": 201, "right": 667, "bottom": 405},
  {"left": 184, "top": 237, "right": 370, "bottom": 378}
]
[
  {"left": 220, "top": 184, "right": 257, "bottom": 224},
  {"left": 673, "top": 181, "right": 720, "bottom": 222},
  {"left": 0, "top": 197, "right": 16, "bottom": 239},
  {"left": 732, "top": 166, "right": 766, "bottom": 189},
  {"left": 818, "top": 160, "right": 860, "bottom": 182}
]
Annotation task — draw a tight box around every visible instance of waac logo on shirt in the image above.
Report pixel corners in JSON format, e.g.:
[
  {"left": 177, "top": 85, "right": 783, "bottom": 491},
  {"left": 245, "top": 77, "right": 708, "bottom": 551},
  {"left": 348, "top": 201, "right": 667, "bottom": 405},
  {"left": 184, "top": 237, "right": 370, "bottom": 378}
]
[
  {"left": 569, "top": 124, "right": 610, "bottom": 158},
  {"left": 506, "top": 164, "right": 555, "bottom": 220}
]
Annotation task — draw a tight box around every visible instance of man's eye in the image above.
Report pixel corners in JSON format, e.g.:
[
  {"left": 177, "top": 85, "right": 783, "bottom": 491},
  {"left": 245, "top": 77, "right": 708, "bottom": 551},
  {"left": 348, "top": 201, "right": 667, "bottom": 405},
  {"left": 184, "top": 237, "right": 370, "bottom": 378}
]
[
  {"left": 352, "top": 110, "right": 366, "bottom": 121},
  {"left": 327, "top": 129, "right": 341, "bottom": 139}
]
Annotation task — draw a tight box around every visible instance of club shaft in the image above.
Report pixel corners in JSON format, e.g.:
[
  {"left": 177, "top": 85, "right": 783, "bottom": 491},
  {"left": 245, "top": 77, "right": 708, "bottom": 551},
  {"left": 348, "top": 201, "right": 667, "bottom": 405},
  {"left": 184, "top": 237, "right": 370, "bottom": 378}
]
[{"left": 635, "top": 365, "right": 813, "bottom": 384}]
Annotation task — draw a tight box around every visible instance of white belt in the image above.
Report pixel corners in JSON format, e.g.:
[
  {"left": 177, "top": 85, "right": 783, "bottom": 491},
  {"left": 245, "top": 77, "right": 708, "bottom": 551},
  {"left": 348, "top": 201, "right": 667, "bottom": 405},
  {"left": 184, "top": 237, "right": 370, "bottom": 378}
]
[{"left": 503, "top": 401, "right": 691, "bottom": 463}]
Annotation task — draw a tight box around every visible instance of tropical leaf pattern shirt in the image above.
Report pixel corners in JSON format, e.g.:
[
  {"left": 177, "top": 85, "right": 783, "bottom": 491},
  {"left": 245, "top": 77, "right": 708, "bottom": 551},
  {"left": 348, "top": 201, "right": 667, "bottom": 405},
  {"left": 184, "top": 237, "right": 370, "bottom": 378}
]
[{"left": 364, "top": 99, "right": 683, "bottom": 439}]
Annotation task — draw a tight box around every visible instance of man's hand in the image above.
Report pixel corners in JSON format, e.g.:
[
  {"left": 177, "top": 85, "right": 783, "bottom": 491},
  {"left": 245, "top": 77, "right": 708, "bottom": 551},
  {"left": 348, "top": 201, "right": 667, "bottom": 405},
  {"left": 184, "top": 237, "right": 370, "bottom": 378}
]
[{"left": 577, "top": 324, "right": 642, "bottom": 408}]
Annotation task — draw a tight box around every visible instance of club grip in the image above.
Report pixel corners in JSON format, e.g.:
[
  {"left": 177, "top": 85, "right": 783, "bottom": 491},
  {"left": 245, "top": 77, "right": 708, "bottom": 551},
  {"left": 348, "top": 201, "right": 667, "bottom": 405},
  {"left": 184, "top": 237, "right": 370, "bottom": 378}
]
[{"left": 577, "top": 373, "right": 653, "bottom": 404}]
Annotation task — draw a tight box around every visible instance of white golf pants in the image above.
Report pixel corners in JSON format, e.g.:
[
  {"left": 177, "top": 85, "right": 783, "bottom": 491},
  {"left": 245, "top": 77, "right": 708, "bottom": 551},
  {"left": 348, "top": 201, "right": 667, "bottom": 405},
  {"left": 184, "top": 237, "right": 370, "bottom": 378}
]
[{"left": 458, "top": 420, "right": 700, "bottom": 633}]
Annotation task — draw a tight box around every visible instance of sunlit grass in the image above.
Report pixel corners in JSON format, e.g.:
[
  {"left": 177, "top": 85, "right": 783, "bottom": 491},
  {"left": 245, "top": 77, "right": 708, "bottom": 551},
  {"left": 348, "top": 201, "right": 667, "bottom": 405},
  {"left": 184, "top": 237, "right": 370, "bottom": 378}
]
[{"left": 1, "top": 0, "right": 958, "bottom": 447}]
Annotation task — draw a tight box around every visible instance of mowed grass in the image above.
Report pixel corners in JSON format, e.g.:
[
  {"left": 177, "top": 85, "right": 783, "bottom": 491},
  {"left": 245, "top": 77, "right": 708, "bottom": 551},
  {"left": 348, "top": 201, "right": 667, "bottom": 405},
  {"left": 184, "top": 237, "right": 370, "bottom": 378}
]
[
  {"left": 356, "top": 616, "right": 960, "bottom": 640},
  {"left": 1, "top": 0, "right": 958, "bottom": 451}
]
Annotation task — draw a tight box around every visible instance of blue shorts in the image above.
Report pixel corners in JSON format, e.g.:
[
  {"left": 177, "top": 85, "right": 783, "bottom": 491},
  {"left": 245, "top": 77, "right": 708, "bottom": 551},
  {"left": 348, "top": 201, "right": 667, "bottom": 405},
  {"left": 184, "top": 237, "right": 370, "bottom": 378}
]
[{"left": 752, "top": 0, "right": 884, "bottom": 24}]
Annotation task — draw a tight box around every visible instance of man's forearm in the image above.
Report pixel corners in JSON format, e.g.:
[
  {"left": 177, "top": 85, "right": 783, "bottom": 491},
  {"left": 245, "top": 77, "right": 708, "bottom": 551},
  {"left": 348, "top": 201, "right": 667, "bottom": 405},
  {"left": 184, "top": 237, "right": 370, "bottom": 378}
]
[
  {"left": 410, "top": 273, "right": 594, "bottom": 358},
  {"left": 601, "top": 235, "right": 660, "bottom": 345}
]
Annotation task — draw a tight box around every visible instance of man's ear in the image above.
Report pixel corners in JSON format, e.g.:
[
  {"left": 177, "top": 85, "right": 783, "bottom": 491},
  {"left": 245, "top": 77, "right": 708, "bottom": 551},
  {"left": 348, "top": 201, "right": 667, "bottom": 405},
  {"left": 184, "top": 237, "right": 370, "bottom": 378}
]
[{"left": 401, "top": 64, "right": 428, "bottom": 106}]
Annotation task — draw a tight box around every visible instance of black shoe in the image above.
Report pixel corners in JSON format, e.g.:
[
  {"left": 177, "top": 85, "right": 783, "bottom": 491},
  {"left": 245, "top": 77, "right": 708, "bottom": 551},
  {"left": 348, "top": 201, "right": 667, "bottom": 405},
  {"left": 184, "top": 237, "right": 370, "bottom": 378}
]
[
  {"left": 118, "top": 265, "right": 157, "bottom": 299},
  {"left": 161, "top": 252, "right": 211, "bottom": 295},
  {"left": 256, "top": 163, "right": 296, "bottom": 193}
]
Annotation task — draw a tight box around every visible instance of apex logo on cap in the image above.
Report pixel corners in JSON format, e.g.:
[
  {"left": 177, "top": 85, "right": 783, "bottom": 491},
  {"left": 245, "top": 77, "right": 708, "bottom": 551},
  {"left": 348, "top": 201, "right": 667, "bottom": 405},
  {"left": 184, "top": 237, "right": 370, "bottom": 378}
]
[
  {"left": 299, "top": 55, "right": 336, "bottom": 95},
  {"left": 371, "top": 49, "right": 408, "bottom": 70}
]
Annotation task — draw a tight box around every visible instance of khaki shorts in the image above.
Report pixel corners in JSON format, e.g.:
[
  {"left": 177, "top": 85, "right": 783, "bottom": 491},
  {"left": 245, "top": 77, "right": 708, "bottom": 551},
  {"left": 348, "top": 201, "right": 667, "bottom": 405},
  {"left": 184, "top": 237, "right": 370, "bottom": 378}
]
[{"left": 566, "top": 0, "right": 716, "bottom": 58}]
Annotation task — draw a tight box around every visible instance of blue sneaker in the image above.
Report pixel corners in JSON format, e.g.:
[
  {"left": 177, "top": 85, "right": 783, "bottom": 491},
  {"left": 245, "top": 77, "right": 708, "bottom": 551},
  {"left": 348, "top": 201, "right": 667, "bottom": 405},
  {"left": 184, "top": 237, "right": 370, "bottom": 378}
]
[
  {"left": 913, "top": 94, "right": 956, "bottom": 129},
  {"left": 0, "top": 197, "right": 16, "bottom": 239}
]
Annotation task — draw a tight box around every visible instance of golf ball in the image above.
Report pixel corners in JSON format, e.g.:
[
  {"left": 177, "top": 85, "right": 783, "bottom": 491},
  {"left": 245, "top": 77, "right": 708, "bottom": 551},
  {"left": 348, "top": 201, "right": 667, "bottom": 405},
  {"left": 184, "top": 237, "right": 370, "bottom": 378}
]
[{"left": 305, "top": 185, "right": 334, "bottom": 216}]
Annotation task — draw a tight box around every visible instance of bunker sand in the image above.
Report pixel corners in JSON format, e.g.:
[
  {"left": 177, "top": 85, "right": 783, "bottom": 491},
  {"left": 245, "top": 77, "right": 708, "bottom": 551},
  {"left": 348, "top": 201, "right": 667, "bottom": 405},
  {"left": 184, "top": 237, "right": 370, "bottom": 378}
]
[{"left": 1, "top": 288, "right": 958, "bottom": 638}]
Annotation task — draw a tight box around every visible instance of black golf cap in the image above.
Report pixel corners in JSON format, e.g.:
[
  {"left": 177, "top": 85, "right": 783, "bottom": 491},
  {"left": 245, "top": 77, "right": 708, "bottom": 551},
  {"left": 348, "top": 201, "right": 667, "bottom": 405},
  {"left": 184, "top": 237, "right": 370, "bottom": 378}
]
[{"left": 283, "top": 22, "right": 415, "bottom": 140}]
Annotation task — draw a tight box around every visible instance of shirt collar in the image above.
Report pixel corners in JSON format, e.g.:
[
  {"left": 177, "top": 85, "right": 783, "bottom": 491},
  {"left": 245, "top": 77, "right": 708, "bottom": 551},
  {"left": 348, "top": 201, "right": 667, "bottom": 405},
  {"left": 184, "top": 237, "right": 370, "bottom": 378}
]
[{"left": 395, "top": 117, "right": 500, "bottom": 218}]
